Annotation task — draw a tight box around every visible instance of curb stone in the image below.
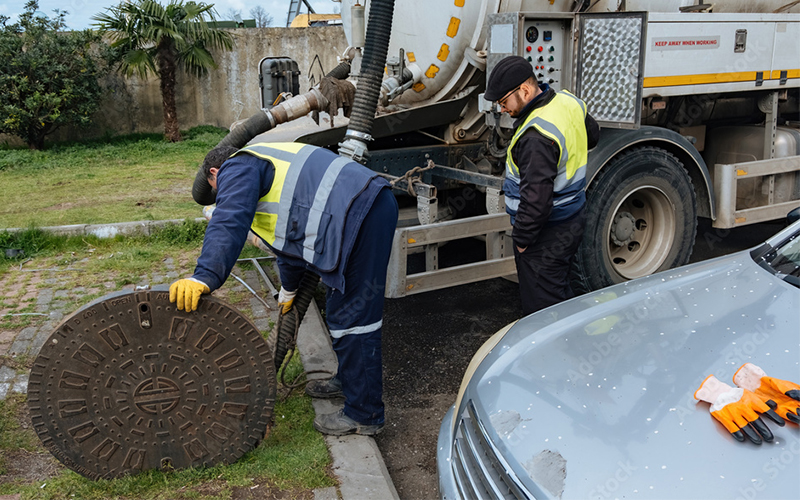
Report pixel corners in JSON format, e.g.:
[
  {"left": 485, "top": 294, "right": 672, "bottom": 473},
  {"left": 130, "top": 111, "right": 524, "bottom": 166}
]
[
  {"left": 4, "top": 218, "right": 208, "bottom": 238},
  {"left": 297, "top": 301, "right": 401, "bottom": 500}
]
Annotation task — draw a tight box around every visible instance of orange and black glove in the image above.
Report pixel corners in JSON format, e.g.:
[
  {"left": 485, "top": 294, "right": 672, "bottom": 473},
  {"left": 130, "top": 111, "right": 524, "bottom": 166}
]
[
  {"left": 169, "top": 278, "right": 210, "bottom": 312},
  {"left": 734, "top": 363, "right": 800, "bottom": 424},
  {"left": 694, "top": 375, "right": 782, "bottom": 444}
]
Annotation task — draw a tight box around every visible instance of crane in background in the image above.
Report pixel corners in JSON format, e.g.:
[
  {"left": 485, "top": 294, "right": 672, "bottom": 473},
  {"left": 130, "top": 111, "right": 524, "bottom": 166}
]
[{"left": 286, "top": 0, "right": 316, "bottom": 27}]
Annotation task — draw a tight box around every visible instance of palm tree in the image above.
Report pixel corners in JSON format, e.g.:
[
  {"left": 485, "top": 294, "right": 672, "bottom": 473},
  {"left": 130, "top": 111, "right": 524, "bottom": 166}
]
[{"left": 93, "top": 0, "right": 234, "bottom": 142}]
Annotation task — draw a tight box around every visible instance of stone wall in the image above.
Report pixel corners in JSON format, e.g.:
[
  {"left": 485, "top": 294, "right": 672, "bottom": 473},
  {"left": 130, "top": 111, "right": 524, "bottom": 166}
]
[{"left": 1, "top": 26, "right": 347, "bottom": 145}]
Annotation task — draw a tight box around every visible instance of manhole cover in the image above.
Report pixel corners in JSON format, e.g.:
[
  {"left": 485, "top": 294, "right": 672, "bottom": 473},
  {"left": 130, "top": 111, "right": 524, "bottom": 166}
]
[{"left": 27, "top": 287, "right": 276, "bottom": 480}]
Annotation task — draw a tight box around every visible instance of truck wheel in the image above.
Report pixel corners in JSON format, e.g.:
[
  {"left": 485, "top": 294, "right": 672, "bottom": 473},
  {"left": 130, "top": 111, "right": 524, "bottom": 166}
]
[{"left": 573, "top": 146, "right": 697, "bottom": 293}]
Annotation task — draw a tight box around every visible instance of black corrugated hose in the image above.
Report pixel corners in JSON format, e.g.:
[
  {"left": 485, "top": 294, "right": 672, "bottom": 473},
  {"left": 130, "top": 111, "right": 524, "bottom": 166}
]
[
  {"left": 342, "top": 0, "right": 396, "bottom": 143},
  {"left": 274, "top": 271, "right": 321, "bottom": 376},
  {"left": 326, "top": 60, "right": 352, "bottom": 81}
]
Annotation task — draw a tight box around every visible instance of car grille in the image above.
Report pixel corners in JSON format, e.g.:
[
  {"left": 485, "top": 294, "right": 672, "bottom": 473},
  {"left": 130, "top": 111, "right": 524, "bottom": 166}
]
[{"left": 451, "top": 400, "right": 531, "bottom": 500}]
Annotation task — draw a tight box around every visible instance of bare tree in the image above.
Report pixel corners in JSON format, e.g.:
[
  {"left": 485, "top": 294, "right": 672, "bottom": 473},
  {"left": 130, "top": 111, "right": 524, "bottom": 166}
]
[
  {"left": 223, "top": 8, "right": 242, "bottom": 20},
  {"left": 249, "top": 5, "right": 273, "bottom": 27}
]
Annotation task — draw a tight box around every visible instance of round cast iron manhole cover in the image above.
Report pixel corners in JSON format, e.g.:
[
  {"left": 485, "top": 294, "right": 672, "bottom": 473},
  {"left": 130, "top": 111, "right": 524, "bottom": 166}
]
[{"left": 27, "top": 287, "right": 277, "bottom": 480}]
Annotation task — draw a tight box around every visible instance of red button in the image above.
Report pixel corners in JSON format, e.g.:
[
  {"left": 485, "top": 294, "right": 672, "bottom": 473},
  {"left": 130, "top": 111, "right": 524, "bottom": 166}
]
[
  {"left": 526, "top": 46, "right": 532, "bottom": 52},
  {"left": 538, "top": 46, "right": 544, "bottom": 52}
]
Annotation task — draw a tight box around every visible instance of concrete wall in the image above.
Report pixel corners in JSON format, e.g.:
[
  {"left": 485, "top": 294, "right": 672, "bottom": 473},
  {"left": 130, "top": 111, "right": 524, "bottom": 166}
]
[{"left": 1, "top": 27, "right": 348, "bottom": 146}]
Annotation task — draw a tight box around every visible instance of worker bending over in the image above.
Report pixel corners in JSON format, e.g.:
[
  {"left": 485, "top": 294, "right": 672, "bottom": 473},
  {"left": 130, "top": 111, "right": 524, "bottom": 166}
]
[
  {"left": 170, "top": 142, "right": 398, "bottom": 436},
  {"left": 485, "top": 56, "right": 600, "bottom": 315}
]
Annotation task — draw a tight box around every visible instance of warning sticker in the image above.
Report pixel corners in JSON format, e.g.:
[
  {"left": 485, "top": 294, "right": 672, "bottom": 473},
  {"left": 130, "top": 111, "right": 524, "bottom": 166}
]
[{"left": 652, "top": 36, "right": 720, "bottom": 50}]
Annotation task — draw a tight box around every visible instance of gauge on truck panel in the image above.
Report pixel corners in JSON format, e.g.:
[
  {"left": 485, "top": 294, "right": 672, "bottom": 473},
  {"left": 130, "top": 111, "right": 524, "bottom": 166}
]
[{"left": 525, "top": 26, "right": 539, "bottom": 43}]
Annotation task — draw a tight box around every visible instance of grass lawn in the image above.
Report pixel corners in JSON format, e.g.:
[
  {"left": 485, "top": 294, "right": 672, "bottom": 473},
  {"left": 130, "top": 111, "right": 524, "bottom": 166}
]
[
  {"left": 0, "top": 130, "right": 338, "bottom": 498},
  {"left": 0, "top": 127, "right": 228, "bottom": 229}
]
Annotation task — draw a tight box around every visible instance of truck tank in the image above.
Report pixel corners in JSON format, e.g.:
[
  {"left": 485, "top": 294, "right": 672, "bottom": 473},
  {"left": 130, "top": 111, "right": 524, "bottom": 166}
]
[
  {"left": 241, "top": 0, "right": 799, "bottom": 297},
  {"left": 339, "top": 0, "right": 800, "bottom": 109}
]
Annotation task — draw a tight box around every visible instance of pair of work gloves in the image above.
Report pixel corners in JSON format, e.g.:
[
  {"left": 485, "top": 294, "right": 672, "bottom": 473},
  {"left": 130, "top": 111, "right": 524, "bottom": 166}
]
[
  {"left": 169, "top": 278, "right": 296, "bottom": 314},
  {"left": 695, "top": 363, "right": 800, "bottom": 444}
]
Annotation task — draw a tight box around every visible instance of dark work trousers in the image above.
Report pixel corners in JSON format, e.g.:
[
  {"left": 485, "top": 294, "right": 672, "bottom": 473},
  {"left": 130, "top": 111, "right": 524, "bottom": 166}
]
[
  {"left": 514, "top": 209, "right": 586, "bottom": 316},
  {"left": 325, "top": 188, "right": 398, "bottom": 425}
]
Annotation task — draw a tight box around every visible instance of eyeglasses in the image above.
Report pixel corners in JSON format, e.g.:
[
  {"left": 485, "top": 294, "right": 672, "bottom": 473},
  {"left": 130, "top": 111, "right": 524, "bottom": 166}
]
[{"left": 496, "top": 84, "right": 522, "bottom": 108}]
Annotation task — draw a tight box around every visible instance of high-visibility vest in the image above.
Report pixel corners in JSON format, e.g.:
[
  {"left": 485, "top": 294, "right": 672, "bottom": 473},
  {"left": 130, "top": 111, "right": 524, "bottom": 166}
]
[
  {"left": 232, "top": 142, "right": 379, "bottom": 271},
  {"left": 504, "top": 90, "right": 588, "bottom": 221}
]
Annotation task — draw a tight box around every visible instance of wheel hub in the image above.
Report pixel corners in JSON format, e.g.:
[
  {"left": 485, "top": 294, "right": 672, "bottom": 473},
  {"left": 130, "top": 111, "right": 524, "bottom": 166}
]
[{"left": 611, "top": 212, "right": 637, "bottom": 246}]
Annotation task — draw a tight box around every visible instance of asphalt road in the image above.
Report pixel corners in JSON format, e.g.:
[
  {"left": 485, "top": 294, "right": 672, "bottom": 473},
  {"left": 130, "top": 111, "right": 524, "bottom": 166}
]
[{"left": 375, "top": 218, "right": 789, "bottom": 500}]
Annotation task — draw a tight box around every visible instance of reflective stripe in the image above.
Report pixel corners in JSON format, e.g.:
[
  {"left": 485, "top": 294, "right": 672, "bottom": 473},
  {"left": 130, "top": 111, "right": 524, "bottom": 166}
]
[
  {"left": 553, "top": 192, "right": 579, "bottom": 207},
  {"left": 256, "top": 201, "right": 281, "bottom": 213},
  {"left": 554, "top": 160, "right": 585, "bottom": 192},
  {"left": 303, "top": 156, "right": 350, "bottom": 262},
  {"left": 530, "top": 117, "right": 568, "bottom": 173},
  {"left": 505, "top": 197, "right": 520, "bottom": 212},
  {"left": 238, "top": 143, "right": 304, "bottom": 163},
  {"left": 273, "top": 145, "right": 316, "bottom": 248},
  {"left": 329, "top": 319, "right": 383, "bottom": 338}
]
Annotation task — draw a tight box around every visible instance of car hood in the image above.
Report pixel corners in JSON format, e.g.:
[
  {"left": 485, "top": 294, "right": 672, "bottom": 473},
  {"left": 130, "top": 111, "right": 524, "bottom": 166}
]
[{"left": 462, "top": 251, "right": 800, "bottom": 499}]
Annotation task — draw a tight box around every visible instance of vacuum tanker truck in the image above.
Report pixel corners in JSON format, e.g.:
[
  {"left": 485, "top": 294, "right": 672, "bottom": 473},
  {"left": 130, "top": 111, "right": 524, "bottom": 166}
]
[{"left": 211, "top": 0, "right": 800, "bottom": 297}]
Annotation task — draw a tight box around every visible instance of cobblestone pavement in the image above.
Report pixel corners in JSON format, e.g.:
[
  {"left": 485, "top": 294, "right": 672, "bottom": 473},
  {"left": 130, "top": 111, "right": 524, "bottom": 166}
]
[{"left": 0, "top": 256, "right": 275, "bottom": 402}]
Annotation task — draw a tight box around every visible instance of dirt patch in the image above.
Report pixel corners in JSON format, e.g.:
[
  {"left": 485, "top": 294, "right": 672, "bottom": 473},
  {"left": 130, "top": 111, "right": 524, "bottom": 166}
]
[
  {"left": 377, "top": 278, "right": 521, "bottom": 500},
  {"left": 0, "top": 393, "right": 64, "bottom": 485},
  {"left": 0, "top": 449, "right": 62, "bottom": 484},
  {"left": 231, "top": 484, "right": 314, "bottom": 499},
  {"left": 173, "top": 479, "right": 315, "bottom": 500},
  {"left": 41, "top": 202, "right": 77, "bottom": 211}
]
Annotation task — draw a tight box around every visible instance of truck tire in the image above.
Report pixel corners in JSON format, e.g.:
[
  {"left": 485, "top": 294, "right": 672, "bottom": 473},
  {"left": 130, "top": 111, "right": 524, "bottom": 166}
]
[{"left": 573, "top": 146, "right": 697, "bottom": 293}]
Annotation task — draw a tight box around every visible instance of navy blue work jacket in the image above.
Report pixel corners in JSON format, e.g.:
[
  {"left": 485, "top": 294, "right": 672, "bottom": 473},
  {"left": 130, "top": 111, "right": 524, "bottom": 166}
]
[{"left": 192, "top": 152, "right": 388, "bottom": 293}]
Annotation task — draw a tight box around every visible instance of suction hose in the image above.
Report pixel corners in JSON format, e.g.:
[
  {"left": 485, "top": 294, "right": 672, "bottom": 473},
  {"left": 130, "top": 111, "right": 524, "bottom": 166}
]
[
  {"left": 274, "top": 271, "right": 321, "bottom": 374},
  {"left": 192, "top": 62, "right": 352, "bottom": 206},
  {"left": 338, "top": 0, "right": 396, "bottom": 163}
]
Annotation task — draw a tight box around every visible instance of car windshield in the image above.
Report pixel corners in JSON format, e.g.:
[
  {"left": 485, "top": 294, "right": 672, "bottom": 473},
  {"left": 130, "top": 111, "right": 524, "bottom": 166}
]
[{"left": 762, "top": 229, "right": 800, "bottom": 288}]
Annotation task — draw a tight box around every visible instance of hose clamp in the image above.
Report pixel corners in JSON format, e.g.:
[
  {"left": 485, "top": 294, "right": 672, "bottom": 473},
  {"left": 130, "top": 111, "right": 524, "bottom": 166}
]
[{"left": 345, "top": 130, "right": 374, "bottom": 142}]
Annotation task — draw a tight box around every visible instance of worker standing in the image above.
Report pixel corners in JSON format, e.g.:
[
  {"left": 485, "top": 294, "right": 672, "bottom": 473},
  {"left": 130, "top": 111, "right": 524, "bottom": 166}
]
[
  {"left": 170, "top": 142, "right": 398, "bottom": 436},
  {"left": 484, "top": 56, "right": 600, "bottom": 315}
]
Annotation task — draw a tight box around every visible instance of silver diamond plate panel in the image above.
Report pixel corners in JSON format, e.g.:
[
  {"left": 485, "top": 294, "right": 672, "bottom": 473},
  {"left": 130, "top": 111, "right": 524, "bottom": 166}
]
[
  {"left": 579, "top": 16, "right": 644, "bottom": 126},
  {"left": 487, "top": 13, "right": 521, "bottom": 79}
]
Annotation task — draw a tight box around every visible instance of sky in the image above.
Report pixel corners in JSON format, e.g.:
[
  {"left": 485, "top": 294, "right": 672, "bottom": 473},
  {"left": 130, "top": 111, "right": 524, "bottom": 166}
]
[{"left": 0, "top": 0, "right": 336, "bottom": 29}]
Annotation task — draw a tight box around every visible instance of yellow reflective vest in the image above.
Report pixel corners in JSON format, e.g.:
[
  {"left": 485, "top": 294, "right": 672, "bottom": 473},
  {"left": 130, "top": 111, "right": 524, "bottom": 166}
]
[
  {"left": 504, "top": 90, "right": 588, "bottom": 222},
  {"left": 232, "top": 142, "right": 380, "bottom": 271}
]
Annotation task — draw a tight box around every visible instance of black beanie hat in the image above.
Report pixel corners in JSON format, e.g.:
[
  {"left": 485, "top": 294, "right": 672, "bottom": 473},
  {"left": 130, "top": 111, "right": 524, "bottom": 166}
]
[{"left": 484, "top": 56, "right": 535, "bottom": 101}]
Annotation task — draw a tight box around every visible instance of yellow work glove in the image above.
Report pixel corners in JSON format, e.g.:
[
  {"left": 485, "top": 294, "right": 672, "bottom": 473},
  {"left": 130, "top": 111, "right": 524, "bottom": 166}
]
[
  {"left": 278, "top": 287, "right": 296, "bottom": 315},
  {"left": 169, "top": 278, "right": 210, "bottom": 312},
  {"left": 695, "top": 374, "right": 781, "bottom": 445},
  {"left": 734, "top": 362, "right": 800, "bottom": 424}
]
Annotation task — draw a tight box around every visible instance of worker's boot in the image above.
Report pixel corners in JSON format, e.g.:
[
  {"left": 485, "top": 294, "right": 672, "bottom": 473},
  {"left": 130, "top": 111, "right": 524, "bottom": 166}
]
[
  {"left": 305, "top": 376, "right": 344, "bottom": 398},
  {"left": 313, "top": 409, "right": 384, "bottom": 436}
]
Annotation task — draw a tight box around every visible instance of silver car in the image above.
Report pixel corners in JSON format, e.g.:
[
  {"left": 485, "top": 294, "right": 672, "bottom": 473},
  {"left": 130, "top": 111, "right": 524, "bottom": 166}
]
[{"left": 437, "top": 220, "right": 800, "bottom": 500}]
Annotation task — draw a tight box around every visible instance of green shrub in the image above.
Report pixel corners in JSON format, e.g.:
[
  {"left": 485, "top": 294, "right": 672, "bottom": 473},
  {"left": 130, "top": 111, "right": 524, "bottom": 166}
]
[{"left": 0, "top": 1, "right": 109, "bottom": 150}]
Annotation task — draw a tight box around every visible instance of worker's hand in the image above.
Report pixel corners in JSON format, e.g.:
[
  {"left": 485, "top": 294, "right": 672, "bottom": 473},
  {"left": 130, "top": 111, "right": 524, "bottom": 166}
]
[
  {"left": 278, "top": 287, "right": 297, "bottom": 315},
  {"left": 734, "top": 363, "right": 800, "bottom": 424},
  {"left": 169, "top": 278, "right": 210, "bottom": 312},
  {"left": 695, "top": 374, "right": 780, "bottom": 444},
  {"left": 516, "top": 246, "right": 527, "bottom": 253}
]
